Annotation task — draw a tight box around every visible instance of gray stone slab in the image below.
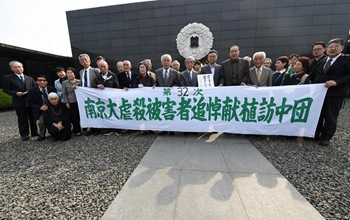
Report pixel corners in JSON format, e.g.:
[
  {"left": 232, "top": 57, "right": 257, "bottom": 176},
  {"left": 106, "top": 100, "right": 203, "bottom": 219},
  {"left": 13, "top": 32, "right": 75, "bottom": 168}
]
[
  {"left": 216, "top": 133, "right": 253, "bottom": 145},
  {"left": 220, "top": 143, "right": 280, "bottom": 174},
  {"left": 139, "top": 141, "right": 184, "bottom": 169},
  {"left": 175, "top": 170, "right": 249, "bottom": 220},
  {"left": 102, "top": 167, "right": 180, "bottom": 220},
  {"left": 153, "top": 134, "right": 186, "bottom": 143},
  {"left": 232, "top": 173, "right": 325, "bottom": 220},
  {"left": 182, "top": 141, "right": 229, "bottom": 172}
]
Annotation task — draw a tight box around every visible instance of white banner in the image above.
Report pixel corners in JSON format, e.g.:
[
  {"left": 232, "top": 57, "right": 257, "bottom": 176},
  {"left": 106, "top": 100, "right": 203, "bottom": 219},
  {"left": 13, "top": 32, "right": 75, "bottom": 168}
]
[{"left": 75, "top": 84, "right": 327, "bottom": 137}]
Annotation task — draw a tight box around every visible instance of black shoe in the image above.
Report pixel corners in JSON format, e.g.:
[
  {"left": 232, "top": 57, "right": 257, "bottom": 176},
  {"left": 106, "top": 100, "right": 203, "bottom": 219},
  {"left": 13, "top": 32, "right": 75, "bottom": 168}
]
[
  {"left": 21, "top": 136, "right": 29, "bottom": 141},
  {"left": 31, "top": 133, "right": 39, "bottom": 137},
  {"left": 319, "top": 140, "right": 330, "bottom": 146},
  {"left": 103, "top": 129, "right": 113, "bottom": 136},
  {"left": 75, "top": 132, "right": 82, "bottom": 136},
  {"left": 84, "top": 129, "right": 95, "bottom": 136},
  {"left": 37, "top": 136, "right": 45, "bottom": 141},
  {"left": 93, "top": 130, "right": 102, "bottom": 135}
]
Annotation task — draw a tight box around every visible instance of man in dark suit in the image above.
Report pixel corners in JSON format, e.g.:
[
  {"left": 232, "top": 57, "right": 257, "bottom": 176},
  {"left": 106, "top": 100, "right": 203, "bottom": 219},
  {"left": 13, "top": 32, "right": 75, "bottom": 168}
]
[
  {"left": 179, "top": 56, "right": 198, "bottom": 87},
  {"left": 155, "top": 54, "right": 178, "bottom": 135},
  {"left": 117, "top": 60, "right": 139, "bottom": 89},
  {"left": 78, "top": 53, "right": 100, "bottom": 135},
  {"left": 313, "top": 38, "right": 350, "bottom": 146},
  {"left": 3, "top": 61, "right": 37, "bottom": 141},
  {"left": 200, "top": 49, "right": 221, "bottom": 86},
  {"left": 247, "top": 52, "right": 273, "bottom": 87},
  {"left": 27, "top": 75, "right": 57, "bottom": 141},
  {"left": 309, "top": 41, "right": 327, "bottom": 82},
  {"left": 219, "top": 45, "right": 249, "bottom": 86},
  {"left": 155, "top": 54, "right": 178, "bottom": 87}
]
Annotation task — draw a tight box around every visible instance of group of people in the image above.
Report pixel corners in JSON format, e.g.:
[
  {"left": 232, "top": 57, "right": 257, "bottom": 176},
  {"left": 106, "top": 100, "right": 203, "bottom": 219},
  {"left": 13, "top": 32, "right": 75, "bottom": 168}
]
[{"left": 3, "top": 37, "right": 350, "bottom": 146}]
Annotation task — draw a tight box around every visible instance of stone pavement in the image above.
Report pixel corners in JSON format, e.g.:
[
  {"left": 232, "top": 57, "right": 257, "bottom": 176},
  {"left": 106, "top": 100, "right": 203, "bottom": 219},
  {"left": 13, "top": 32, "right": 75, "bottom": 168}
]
[{"left": 102, "top": 133, "right": 324, "bottom": 220}]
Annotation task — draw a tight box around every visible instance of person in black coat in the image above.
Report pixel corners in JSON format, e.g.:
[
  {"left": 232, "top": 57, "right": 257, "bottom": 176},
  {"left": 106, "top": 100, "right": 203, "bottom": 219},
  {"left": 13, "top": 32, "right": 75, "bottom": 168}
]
[
  {"left": 272, "top": 56, "right": 291, "bottom": 86},
  {"left": 312, "top": 38, "right": 350, "bottom": 146},
  {"left": 93, "top": 60, "right": 121, "bottom": 136},
  {"left": 138, "top": 62, "right": 155, "bottom": 87},
  {"left": 43, "top": 92, "right": 71, "bottom": 141},
  {"left": 117, "top": 60, "right": 139, "bottom": 89},
  {"left": 3, "top": 61, "right": 37, "bottom": 141},
  {"left": 200, "top": 49, "right": 221, "bottom": 86},
  {"left": 288, "top": 56, "right": 311, "bottom": 85},
  {"left": 27, "top": 74, "right": 57, "bottom": 141}
]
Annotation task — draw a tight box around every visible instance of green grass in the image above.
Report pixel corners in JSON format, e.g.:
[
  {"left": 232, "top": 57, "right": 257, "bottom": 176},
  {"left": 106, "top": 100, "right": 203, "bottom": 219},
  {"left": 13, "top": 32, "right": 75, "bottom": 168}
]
[{"left": 0, "top": 89, "right": 12, "bottom": 109}]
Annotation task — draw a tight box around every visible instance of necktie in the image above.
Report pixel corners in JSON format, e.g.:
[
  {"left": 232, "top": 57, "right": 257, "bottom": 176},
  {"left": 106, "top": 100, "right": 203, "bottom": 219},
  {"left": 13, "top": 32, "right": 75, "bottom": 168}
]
[
  {"left": 257, "top": 69, "right": 261, "bottom": 81},
  {"left": 323, "top": 58, "right": 332, "bottom": 73},
  {"left": 20, "top": 75, "right": 25, "bottom": 84},
  {"left": 127, "top": 72, "right": 131, "bottom": 81},
  {"left": 84, "top": 70, "right": 88, "bottom": 87},
  {"left": 164, "top": 70, "right": 168, "bottom": 82},
  {"left": 42, "top": 89, "right": 48, "bottom": 104}
]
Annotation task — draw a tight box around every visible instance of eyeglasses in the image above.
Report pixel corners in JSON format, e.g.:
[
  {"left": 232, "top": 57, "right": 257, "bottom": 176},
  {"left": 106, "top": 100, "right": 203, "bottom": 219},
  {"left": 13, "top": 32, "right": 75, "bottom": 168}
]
[
  {"left": 37, "top": 79, "right": 47, "bottom": 82},
  {"left": 327, "top": 45, "right": 343, "bottom": 49}
]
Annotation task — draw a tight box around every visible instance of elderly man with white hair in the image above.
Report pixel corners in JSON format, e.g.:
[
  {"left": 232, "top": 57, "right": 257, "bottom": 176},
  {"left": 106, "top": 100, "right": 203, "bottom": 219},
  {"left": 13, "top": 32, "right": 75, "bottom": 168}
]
[
  {"left": 154, "top": 54, "right": 179, "bottom": 135},
  {"left": 155, "top": 54, "right": 179, "bottom": 87},
  {"left": 246, "top": 51, "right": 273, "bottom": 87},
  {"left": 179, "top": 56, "right": 198, "bottom": 87}
]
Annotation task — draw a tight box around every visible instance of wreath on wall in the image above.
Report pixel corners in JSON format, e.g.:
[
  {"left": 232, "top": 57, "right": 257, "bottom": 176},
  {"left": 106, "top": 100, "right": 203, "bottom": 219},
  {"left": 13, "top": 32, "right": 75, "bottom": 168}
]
[{"left": 176, "top": 22, "right": 214, "bottom": 60}]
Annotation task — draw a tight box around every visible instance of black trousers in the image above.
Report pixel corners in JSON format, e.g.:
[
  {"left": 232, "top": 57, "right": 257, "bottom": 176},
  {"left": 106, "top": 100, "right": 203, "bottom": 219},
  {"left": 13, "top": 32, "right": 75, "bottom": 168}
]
[
  {"left": 15, "top": 106, "right": 37, "bottom": 137},
  {"left": 316, "top": 96, "right": 345, "bottom": 141},
  {"left": 69, "top": 102, "right": 81, "bottom": 133},
  {"left": 47, "top": 121, "right": 71, "bottom": 141}
]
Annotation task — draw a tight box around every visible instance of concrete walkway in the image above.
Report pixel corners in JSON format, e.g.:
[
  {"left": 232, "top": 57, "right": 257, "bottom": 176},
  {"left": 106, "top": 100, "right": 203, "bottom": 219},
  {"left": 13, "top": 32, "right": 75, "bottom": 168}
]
[{"left": 102, "top": 133, "right": 324, "bottom": 220}]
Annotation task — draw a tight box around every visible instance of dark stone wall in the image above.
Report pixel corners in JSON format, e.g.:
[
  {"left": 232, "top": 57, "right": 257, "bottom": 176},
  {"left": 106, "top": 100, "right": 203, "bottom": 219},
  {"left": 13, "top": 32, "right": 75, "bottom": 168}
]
[{"left": 66, "top": 0, "right": 350, "bottom": 72}]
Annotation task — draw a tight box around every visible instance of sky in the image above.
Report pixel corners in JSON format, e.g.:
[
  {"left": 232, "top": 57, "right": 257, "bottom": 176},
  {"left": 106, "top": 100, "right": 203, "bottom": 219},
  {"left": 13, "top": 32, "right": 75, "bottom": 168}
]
[{"left": 0, "top": 0, "right": 153, "bottom": 57}]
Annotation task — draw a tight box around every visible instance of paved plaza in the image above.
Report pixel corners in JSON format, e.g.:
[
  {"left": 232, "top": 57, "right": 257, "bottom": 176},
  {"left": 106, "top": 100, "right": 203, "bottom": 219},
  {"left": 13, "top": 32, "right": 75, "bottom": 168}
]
[{"left": 102, "top": 133, "right": 324, "bottom": 220}]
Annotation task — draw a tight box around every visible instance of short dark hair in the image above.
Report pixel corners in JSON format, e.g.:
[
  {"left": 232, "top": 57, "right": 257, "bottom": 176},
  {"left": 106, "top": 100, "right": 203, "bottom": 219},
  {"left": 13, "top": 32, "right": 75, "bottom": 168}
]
[
  {"left": 327, "top": 38, "right": 344, "bottom": 47},
  {"left": 54, "top": 66, "right": 65, "bottom": 73},
  {"left": 312, "top": 41, "right": 326, "bottom": 49},
  {"left": 298, "top": 56, "right": 311, "bottom": 70},
  {"left": 35, "top": 74, "right": 47, "bottom": 81},
  {"left": 66, "top": 67, "right": 76, "bottom": 76},
  {"left": 228, "top": 45, "right": 239, "bottom": 52},
  {"left": 138, "top": 61, "right": 147, "bottom": 68},
  {"left": 277, "top": 56, "right": 289, "bottom": 69},
  {"left": 95, "top": 56, "right": 105, "bottom": 62},
  {"left": 194, "top": 61, "right": 201, "bottom": 66},
  {"left": 288, "top": 54, "right": 299, "bottom": 59},
  {"left": 208, "top": 49, "right": 218, "bottom": 55}
]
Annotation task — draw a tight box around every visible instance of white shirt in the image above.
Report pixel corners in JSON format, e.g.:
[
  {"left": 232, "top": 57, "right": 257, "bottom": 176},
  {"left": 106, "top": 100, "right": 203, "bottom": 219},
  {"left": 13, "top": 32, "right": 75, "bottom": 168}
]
[
  {"left": 163, "top": 68, "right": 169, "bottom": 78},
  {"left": 255, "top": 66, "right": 263, "bottom": 76},
  {"left": 210, "top": 65, "right": 215, "bottom": 74}
]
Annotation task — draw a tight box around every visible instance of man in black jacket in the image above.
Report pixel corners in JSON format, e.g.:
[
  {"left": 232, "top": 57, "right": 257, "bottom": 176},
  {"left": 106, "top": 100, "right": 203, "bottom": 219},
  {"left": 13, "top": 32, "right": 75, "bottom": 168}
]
[
  {"left": 309, "top": 41, "right": 327, "bottom": 82},
  {"left": 27, "top": 75, "right": 57, "bottom": 141},
  {"left": 313, "top": 38, "right": 350, "bottom": 146},
  {"left": 3, "top": 61, "right": 37, "bottom": 141}
]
